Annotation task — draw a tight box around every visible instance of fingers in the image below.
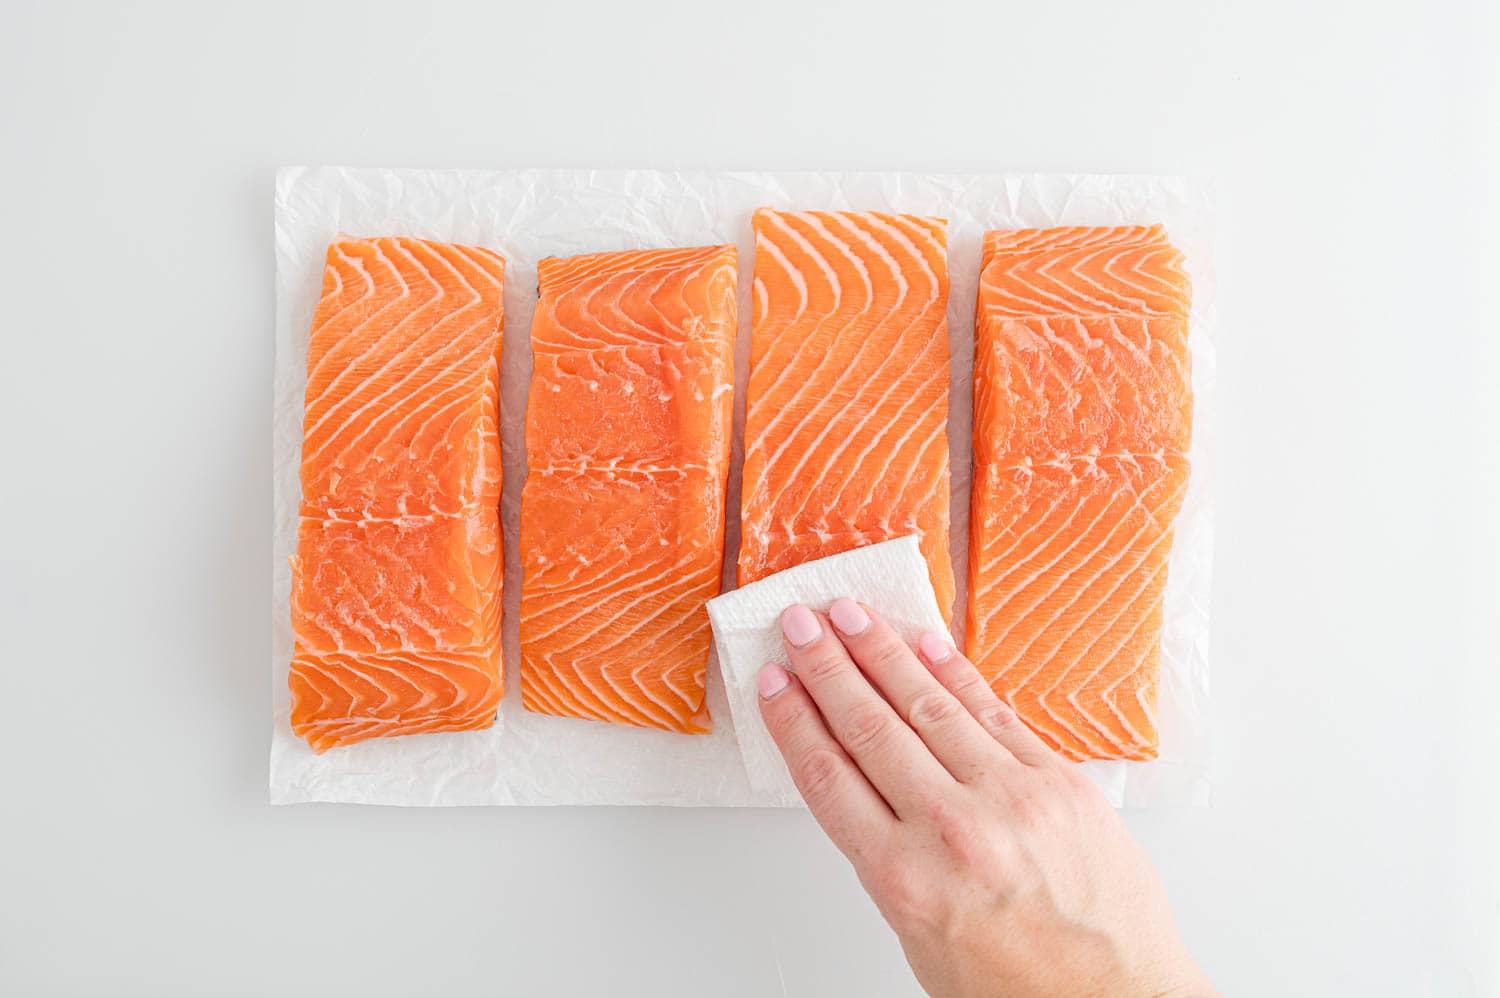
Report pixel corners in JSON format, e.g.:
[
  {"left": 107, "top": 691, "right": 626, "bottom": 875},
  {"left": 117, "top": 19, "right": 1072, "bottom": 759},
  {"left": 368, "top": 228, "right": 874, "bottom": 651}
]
[
  {"left": 780, "top": 605, "right": 954, "bottom": 816},
  {"left": 757, "top": 663, "right": 896, "bottom": 858},
  {"left": 915, "top": 632, "right": 1057, "bottom": 768},
  {"left": 826, "top": 599, "right": 1009, "bottom": 782}
]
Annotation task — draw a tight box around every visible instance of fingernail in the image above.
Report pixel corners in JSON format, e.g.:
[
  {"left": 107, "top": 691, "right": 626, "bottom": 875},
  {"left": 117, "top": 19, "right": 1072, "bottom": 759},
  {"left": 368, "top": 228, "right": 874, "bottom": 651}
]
[
  {"left": 828, "top": 598, "right": 870, "bottom": 636},
  {"left": 780, "top": 604, "right": 821, "bottom": 648},
  {"left": 757, "top": 662, "right": 790, "bottom": 700},
  {"left": 918, "top": 632, "right": 953, "bottom": 664}
]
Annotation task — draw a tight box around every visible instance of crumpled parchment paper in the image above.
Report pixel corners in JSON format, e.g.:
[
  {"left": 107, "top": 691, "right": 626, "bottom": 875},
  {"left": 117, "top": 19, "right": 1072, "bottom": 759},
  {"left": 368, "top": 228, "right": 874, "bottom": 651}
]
[{"left": 271, "top": 168, "right": 1215, "bottom": 808}]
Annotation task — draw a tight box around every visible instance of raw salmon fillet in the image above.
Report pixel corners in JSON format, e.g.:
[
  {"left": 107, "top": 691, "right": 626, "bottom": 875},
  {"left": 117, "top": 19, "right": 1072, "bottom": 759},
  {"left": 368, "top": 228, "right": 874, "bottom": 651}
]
[
  {"left": 967, "top": 224, "right": 1191, "bottom": 761},
  {"left": 739, "top": 208, "right": 955, "bottom": 616},
  {"left": 520, "top": 245, "right": 737, "bottom": 732},
  {"left": 288, "top": 236, "right": 505, "bottom": 753}
]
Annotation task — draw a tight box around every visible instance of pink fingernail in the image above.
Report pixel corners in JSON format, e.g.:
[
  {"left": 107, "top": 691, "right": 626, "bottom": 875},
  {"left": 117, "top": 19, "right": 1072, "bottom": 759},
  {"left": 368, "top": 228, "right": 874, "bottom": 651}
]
[
  {"left": 918, "top": 632, "right": 953, "bottom": 664},
  {"left": 781, "top": 604, "right": 822, "bottom": 648},
  {"left": 828, "top": 598, "right": 870, "bottom": 636},
  {"left": 758, "top": 662, "right": 790, "bottom": 700}
]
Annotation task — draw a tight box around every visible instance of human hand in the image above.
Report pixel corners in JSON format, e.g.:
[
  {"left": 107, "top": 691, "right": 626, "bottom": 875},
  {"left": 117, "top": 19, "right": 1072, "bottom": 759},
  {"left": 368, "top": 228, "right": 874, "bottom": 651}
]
[{"left": 757, "top": 599, "right": 1214, "bottom": 998}]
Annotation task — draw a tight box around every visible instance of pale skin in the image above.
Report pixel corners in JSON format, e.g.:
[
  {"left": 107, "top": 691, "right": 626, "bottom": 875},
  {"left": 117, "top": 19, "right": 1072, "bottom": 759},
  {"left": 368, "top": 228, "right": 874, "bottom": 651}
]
[{"left": 757, "top": 599, "right": 1215, "bottom": 998}]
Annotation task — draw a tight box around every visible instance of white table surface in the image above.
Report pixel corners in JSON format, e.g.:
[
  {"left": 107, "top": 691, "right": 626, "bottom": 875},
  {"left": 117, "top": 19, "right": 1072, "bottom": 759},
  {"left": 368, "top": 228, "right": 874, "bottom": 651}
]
[{"left": 2, "top": 1, "right": 1496, "bottom": 995}]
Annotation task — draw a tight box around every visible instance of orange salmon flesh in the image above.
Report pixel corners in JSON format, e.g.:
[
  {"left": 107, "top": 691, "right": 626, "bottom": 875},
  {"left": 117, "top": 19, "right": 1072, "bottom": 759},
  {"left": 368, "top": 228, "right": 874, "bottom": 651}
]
[
  {"left": 289, "top": 237, "right": 506, "bottom": 752},
  {"left": 967, "top": 225, "right": 1192, "bottom": 761},
  {"left": 738, "top": 208, "right": 956, "bottom": 619},
  {"left": 519, "top": 246, "right": 738, "bottom": 733}
]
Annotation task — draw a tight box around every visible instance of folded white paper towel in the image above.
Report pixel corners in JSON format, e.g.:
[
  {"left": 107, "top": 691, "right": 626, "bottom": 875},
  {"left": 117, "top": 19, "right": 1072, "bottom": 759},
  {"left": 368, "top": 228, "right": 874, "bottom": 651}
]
[{"left": 707, "top": 536, "right": 949, "bottom": 803}]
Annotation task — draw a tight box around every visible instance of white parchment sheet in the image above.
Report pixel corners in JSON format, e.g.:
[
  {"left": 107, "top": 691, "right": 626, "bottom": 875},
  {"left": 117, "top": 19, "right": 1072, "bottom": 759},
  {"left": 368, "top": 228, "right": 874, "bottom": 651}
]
[{"left": 271, "top": 168, "right": 1216, "bottom": 808}]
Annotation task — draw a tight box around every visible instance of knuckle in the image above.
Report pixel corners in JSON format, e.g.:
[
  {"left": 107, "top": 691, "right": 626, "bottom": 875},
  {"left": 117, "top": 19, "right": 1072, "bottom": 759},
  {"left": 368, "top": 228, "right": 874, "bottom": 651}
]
[
  {"left": 793, "top": 748, "right": 845, "bottom": 803},
  {"left": 779, "top": 724, "right": 825, "bottom": 764},
  {"left": 840, "top": 705, "right": 896, "bottom": 755},
  {"left": 907, "top": 689, "right": 962, "bottom": 729},
  {"left": 926, "top": 795, "right": 1012, "bottom": 879},
  {"left": 930, "top": 800, "right": 981, "bottom": 855},
  {"left": 797, "top": 648, "right": 847, "bottom": 685},
  {"left": 948, "top": 669, "right": 989, "bottom": 699},
  {"left": 1060, "top": 763, "right": 1098, "bottom": 797},
  {"left": 865, "top": 640, "right": 912, "bottom": 676},
  {"left": 1055, "top": 760, "right": 1085, "bottom": 785},
  {"left": 874, "top": 868, "right": 928, "bottom": 927},
  {"left": 1007, "top": 789, "right": 1055, "bottom": 829},
  {"left": 981, "top": 700, "right": 1023, "bottom": 735},
  {"left": 1008, "top": 795, "right": 1041, "bottom": 829}
]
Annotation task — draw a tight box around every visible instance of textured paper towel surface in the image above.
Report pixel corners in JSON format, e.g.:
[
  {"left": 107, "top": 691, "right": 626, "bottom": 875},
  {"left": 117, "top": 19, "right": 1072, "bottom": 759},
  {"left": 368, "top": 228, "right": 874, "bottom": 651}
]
[
  {"left": 271, "top": 168, "right": 1215, "bottom": 807},
  {"left": 707, "top": 537, "right": 948, "bottom": 802}
]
